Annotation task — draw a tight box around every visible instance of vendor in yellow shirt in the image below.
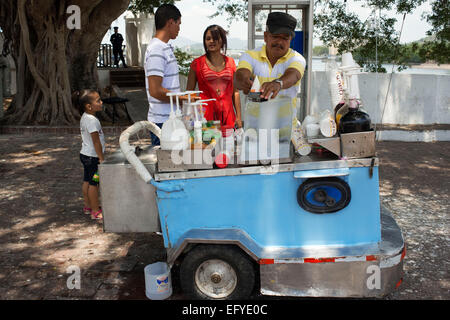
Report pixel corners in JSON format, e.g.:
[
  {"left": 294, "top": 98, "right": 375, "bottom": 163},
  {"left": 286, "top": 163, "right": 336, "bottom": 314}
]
[{"left": 234, "top": 12, "right": 306, "bottom": 113}]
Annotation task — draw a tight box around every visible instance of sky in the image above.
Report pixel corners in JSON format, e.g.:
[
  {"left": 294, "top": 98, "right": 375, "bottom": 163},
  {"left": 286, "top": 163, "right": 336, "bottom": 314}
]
[{"left": 104, "top": 0, "right": 434, "bottom": 46}]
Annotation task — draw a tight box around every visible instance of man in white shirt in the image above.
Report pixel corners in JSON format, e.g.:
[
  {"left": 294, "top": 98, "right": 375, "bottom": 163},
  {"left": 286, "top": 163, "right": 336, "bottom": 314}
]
[{"left": 144, "top": 4, "right": 183, "bottom": 146}]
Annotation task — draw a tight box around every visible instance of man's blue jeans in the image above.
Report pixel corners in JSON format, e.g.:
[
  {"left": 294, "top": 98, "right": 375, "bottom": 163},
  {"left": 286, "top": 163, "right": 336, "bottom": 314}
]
[{"left": 150, "top": 122, "right": 163, "bottom": 146}]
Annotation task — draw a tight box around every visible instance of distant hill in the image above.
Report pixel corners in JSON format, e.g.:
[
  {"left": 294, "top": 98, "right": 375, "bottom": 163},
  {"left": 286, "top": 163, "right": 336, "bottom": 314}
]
[
  {"left": 169, "top": 36, "right": 247, "bottom": 51},
  {"left": 413, "top": 35, "right": 435, "bottom": 44},
  {"left": 228, "top": 38, "right": 247, "bottom": 50},
  {"left": 169, "top": 36, "right": 199, "bottom": 48}
]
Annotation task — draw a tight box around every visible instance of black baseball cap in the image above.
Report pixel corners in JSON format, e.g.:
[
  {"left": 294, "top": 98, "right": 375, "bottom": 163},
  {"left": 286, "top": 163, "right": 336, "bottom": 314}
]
[{"left": 266, "top": 12, "right": 296, "bottom": 38}]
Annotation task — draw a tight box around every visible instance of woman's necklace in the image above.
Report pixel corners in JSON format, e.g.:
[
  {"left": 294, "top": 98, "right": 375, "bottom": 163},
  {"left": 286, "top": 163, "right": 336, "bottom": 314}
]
[
  {"left": 206, "top": 54, "right": 225, "bottom": 96},
  {"left": 206, "top": 54, "right": 225, "bottom": 72}
]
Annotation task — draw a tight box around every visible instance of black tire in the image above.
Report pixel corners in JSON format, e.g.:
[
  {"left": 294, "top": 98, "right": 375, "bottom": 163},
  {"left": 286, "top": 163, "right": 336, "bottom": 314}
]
[{"left": 180, "top": 244, "right": 255, "bottom": 300}]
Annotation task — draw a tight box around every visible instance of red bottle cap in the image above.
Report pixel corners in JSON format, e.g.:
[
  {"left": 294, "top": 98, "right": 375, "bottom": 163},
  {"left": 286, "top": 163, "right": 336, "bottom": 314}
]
[{"left": 215, "top": 153, "right": 229, "bottom": 168}]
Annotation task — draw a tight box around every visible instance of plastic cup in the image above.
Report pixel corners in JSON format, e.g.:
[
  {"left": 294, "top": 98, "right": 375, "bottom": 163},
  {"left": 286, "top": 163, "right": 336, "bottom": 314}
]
[
  {"left": 342, "top": 52, "right": 354, "bottom": 67},
  {"left": 303, "top": 115, "right": 318, "bottom": 127},
  {"left": 306, "top": 123, "right": 320, "bottom": 137},
  {"left": 320, "top": 117, "right": 337, "bottom": 137},
  {"left": 297, "top": 143, "right": 312, "bottom": 156}
]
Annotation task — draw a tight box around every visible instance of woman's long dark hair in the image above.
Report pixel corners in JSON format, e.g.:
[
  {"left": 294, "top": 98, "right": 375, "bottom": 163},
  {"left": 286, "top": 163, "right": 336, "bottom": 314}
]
[
  {"left": 203, "top": 25, "right": 228, "bottom": 58},
  {"left": 72, "top": 89, "right": 97, "bottom": 115}
]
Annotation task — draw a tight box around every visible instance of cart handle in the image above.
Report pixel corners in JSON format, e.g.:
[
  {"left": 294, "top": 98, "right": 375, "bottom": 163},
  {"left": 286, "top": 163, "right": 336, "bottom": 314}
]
[
  {"left": 119, "top": 120, "right": 184, "bottom": 192},
  {"left": 119, "top": 121, "right": 159, "bottom": 184}
]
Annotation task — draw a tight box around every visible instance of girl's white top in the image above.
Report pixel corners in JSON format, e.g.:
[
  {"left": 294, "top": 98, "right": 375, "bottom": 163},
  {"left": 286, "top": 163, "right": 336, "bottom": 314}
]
[{"left": 80, "top": 112, "right": 105, "bottom": 157}]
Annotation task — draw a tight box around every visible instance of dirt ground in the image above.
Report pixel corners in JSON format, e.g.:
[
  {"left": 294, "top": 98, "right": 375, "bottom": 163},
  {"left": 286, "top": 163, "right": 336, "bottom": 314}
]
[{"left": 0, "top": 131, "right": 448, "bottom": 300}]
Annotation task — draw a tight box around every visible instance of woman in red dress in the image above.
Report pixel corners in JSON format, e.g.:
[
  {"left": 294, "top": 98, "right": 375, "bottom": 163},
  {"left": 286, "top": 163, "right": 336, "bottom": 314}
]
[{"left": 186, "top": 25, "right": 242, "bottom": 129}]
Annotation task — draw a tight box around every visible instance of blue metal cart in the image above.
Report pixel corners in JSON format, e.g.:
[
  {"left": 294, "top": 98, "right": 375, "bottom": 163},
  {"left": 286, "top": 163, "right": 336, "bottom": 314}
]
[{"left": 100, "top": 122, "right": 405, "bottom": 299}]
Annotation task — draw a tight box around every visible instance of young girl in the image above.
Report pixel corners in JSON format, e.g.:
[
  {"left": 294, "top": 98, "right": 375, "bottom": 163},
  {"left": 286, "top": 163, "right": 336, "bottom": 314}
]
[{"left": 73, "top": 89, "right": 105, "bottom": 220}]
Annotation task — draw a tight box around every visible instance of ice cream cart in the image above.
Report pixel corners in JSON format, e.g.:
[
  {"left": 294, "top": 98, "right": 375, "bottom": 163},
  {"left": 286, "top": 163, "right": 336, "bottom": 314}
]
[
  {"left": 100, "top": 116, "right": 404, "bottom": 300},
  {"left": 98, "top": 0, "right": 404, "bottom": 300}
]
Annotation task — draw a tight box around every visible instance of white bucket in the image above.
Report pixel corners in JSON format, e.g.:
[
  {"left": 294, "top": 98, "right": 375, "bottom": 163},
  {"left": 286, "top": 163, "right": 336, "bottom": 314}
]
[{"left": 144, "top": 262, "right": 172, "bottom": 300}]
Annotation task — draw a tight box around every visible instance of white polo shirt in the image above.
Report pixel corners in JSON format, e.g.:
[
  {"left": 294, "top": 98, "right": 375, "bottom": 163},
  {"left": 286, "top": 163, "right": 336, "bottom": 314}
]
[{"left": 144, "top": 38, "right": 181, "bottom": 123}]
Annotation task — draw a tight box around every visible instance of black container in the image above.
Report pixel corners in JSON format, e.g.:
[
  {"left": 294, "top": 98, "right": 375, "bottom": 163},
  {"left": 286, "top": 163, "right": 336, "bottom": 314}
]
[
  {"left": 339, "top": 105, "right": 371, "bottom": 134},
  {"left": 248, "top": 92, "right": 268, "bottom": 102},
  {"left": 334, "top": 101, "right": 346, "bottom": 120}
]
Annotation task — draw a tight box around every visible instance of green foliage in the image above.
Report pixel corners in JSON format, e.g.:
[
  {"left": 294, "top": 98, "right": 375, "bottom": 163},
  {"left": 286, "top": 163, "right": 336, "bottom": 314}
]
[
  {"left": 203, "top": 0, "right": 448, "bottom": 71},
  {"left": 313, "top": 45, "right": 328, "bottom": 56},
  {"left": 417, "top": 0, "right": 450, "bottom": 64},
  {"left": 173, "top": 47, "right": 193, "bottom": 76},
  {"left": 204, "top": 0, "right": 248, "bottom": 25},
  {"left": 313, "top": 0, "right": 428, "bottom": 72},
  {"left": 128, "top": 0, "right": 177, "bottom": 15},
  {"left": 400, "top": 42, "right": 426, "bottom": 64}
]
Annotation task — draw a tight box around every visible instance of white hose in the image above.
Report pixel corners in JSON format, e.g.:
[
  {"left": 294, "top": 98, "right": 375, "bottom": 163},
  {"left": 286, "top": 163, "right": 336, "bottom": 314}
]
[{"left": 119, "top": 120, "right": 161, "bottom": 184}]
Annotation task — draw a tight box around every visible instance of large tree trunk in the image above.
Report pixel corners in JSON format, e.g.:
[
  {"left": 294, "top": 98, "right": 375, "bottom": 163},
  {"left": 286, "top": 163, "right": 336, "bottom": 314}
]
[{"left": 0, "top": 0, "right": 130, "bottom": 125}]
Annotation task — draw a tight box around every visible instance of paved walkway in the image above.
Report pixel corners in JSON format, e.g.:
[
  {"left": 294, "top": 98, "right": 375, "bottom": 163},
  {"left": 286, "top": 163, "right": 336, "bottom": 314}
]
[{"left": 0, "top": 131, "right": 448, "bottom": 299}]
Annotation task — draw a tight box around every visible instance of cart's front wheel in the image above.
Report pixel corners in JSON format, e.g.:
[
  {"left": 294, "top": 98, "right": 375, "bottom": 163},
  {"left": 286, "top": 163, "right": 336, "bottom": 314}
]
[{"left": 180, "top": 245, "right": 255, "bottom": 300}]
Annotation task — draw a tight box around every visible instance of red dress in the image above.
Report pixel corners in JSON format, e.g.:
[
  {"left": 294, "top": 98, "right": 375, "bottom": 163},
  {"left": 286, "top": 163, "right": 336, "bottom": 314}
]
[{"left": 190, "top": 55, "right": 236, "bottom": 127}]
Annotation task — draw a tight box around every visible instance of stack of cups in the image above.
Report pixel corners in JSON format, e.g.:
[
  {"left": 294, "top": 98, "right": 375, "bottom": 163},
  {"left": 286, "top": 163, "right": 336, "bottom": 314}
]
[
  {"left": 306, "top": 123, "right": 320, "bottom": 137},
  {"left": 340, "top": 52, "right": 362, "bottom": 101},
  {"left": 303, "top": 115, "right": 318, "bottom": 138},
  {"left": 291, "top": 120, "right": 311, "bottom": 156},
  {"left": 319, "top": 110, "right": 337, "bottom": 138},
  {"left": 303, "top": 111, "right": 337, "bottom": 138},
  {"left": 341, "top": 52, "right": 355, "bottom": 67}
]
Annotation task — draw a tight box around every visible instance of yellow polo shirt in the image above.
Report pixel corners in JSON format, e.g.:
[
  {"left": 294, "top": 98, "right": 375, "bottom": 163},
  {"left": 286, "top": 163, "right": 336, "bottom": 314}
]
[
  {"left": 237, "top": 44, "right": 306, "bottom": 101},
  {"left": 238, "top": 45, "right": 307, "bottom": 150}
]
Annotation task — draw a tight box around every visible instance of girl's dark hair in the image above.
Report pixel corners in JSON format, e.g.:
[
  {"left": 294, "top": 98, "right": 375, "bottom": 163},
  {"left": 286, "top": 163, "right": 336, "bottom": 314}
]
[
  {"left": 203, "top": 25, "right": 228, "bottom": 57},
  {"left": 72, "top": 89, "right": 97, "bottom": 115},
  {"left": 155, "top": 4, "right": 181, "bottom": 30}
]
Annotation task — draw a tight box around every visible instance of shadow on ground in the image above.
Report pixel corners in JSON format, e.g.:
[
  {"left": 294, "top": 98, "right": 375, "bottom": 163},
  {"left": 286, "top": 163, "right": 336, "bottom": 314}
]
[{"left": 0, "top": 134, "right": 448, "bottom": 299}]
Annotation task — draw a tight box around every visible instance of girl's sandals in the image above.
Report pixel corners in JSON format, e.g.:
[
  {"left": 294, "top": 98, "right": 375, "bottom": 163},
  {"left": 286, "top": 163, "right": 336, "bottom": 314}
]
[
  {"left": 91, "top": 209, "right": 103, "bottom": 220},
  {"left": 83, "top": 207, "right": 92, "bottom": 215}
]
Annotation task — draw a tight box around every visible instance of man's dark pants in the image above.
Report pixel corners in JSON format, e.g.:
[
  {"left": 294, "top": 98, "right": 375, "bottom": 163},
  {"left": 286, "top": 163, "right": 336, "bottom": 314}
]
[
  {"left": 150, "top": 122, "right": 164, "bottom": 146},
  {"left": 113, "top": 47, "right": 126, "bottom": 67}
]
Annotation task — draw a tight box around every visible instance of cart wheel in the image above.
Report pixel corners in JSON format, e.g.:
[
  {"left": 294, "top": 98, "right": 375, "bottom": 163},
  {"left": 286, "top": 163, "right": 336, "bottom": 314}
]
[
  {"left": 297, "top": 177, "right": 351, "bottom": 214},
  {"left": 180, "top": 245, "right": 255, "bottom": 300}
]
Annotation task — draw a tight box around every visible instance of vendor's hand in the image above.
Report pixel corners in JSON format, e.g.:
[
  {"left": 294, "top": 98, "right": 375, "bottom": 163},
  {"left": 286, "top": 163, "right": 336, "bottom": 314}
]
[
  {"left": 260, "top": 80, "right": 282, "bottom": 100},
  {"left": 242, "top": 77, "right": 254, "bottom": 95}
]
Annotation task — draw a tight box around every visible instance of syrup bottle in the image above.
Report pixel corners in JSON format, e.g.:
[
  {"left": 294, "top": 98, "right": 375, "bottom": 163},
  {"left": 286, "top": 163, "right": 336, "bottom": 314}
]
[
  {"left": 335, "top": 92, "right": 350, "bottom": 128},
  {"left": 339, "top": 98, "right": 371, "bottom": 133}
]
